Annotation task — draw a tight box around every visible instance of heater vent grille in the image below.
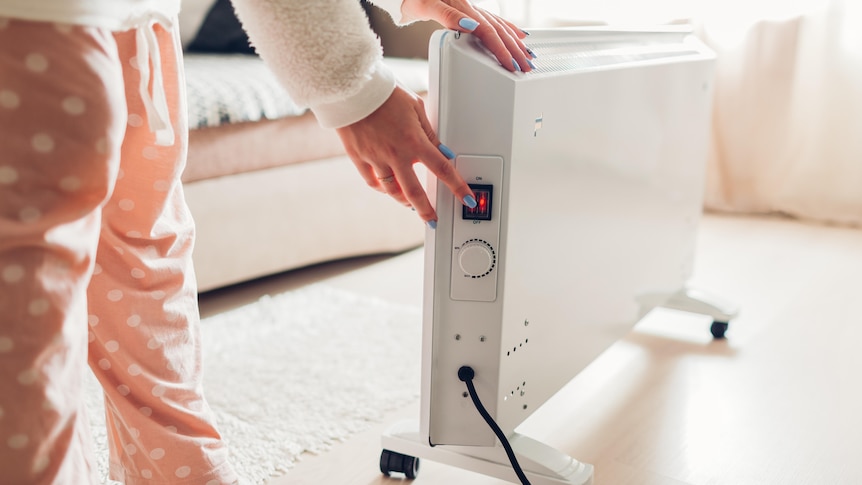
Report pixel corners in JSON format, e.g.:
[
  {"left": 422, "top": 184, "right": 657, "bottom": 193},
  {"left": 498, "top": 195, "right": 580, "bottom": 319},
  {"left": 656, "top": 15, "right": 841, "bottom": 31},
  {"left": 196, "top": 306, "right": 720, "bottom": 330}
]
[{"left": 528, "top": 42, "right": 700, "bottom": 73}]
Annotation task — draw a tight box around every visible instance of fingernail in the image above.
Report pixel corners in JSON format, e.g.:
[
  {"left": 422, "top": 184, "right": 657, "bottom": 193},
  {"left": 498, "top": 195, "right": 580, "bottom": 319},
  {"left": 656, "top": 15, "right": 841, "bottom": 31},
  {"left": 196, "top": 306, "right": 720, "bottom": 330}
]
[
  {"left": 427, "top": 220, "right": 437, "bottom": 230},
  {"left": 459, "top": 18, "right": 479, "bottom": 31},
  {"left": 438, "top": 143, "right": 455, "bottom": 160},
  {"left": 463, "top": 195, "right": 478, "bottom": 208},
  {"left": 527, "top": 59, "right": 536, "bottom": 70},
  {"left": 527, "top": 48, "right": 537, "bottom": 59},
  {"left": 522, "top": 29, "right": 531, "bottom": 36},
  {"left": 512, "top": 59, "right": 521, "bottom": 72}
]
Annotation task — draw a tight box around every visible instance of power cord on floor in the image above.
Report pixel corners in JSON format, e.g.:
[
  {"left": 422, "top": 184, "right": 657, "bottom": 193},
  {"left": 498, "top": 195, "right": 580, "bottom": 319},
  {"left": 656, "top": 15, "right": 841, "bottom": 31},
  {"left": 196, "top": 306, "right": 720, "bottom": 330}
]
[{"left": 458, "top": 365, "right": 532, "bottom": 485}]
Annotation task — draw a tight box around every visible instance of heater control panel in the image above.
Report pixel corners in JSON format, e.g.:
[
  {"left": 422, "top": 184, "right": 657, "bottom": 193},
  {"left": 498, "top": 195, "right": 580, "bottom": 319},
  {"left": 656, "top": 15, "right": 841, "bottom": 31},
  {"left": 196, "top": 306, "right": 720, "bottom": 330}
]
[{"left": 450, "top": 155, "right": 503, "bottom": 302}]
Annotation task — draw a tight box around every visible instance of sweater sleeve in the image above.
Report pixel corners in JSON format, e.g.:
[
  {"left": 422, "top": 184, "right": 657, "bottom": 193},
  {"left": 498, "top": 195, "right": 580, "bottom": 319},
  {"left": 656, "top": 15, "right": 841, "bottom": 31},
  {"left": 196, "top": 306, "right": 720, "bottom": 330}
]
[{"left": 229, "top": 0, "right": 396, "bottom": 128}]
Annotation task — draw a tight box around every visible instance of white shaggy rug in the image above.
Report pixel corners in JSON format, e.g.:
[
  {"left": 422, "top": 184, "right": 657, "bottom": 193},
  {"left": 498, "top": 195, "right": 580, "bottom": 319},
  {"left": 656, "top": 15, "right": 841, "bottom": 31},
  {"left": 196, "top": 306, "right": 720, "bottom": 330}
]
[{"left": 85, "top": 284, "right": 422, "bottom": 484}]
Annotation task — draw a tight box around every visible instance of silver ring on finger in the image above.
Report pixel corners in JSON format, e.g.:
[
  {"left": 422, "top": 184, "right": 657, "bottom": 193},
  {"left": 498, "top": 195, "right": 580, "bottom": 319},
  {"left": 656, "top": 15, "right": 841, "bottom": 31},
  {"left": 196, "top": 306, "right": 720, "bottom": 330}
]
[{"left": 378, "top": 174, "right": 396, "bottom": 184}]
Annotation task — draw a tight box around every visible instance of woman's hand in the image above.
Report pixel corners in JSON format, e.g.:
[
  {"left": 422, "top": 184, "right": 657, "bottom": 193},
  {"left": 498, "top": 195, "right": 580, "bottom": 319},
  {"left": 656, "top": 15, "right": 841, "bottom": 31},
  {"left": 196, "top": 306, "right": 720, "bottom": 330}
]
[
  {"left": 401, "top": 0, "right": 536, "bottom": 72},
  {"left": 335, "top": 85, "right": 476, "bottom": 227}
]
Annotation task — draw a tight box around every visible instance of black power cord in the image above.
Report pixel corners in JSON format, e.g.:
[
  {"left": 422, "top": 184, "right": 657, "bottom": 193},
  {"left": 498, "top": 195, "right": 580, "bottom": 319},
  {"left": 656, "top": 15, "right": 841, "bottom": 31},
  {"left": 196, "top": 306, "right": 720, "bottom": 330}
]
[{"left": 458, "top": 366, "right": 532, "bottom": 485}]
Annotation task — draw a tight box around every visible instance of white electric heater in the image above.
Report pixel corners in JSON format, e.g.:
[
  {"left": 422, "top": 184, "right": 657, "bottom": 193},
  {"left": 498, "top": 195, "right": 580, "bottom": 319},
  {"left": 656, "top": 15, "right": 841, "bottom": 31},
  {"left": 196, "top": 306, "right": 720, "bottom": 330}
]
[{"left": 381, "top": 27, "right": 738, "bottom": 485}]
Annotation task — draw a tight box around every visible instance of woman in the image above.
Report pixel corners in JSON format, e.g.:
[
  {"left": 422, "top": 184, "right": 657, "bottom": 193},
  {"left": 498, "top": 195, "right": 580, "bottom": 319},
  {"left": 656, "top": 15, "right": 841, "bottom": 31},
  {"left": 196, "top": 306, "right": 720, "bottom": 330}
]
[{"left": 0, "top": 0, "right": 530, "bottom": 482}]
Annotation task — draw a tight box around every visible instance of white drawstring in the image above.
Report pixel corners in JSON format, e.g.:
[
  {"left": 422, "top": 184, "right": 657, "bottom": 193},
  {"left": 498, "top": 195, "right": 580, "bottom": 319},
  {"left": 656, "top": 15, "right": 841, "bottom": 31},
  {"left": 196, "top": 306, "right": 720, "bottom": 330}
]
[{"left": 135, "top": 20, "right": 175, "bottom": 146}]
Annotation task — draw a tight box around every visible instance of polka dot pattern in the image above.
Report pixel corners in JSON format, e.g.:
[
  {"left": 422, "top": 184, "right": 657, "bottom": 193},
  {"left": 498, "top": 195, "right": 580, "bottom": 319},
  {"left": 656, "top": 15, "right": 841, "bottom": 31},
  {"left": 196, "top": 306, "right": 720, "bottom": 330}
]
[
  {"left": 175, "top": 466, "right": 191, "bottom": 478},
  {"left": 31, "top": 133, "right": 55, "bottom": 153},
  {"left": 59, "top": 176, "right": 82, "bottom": 192},
  {"left": 0, "top": 90, "right": 19, "bottom": 109},
  {"left": 0, "top": 166, "right": 19, "bottom": 184},
  {"left": 25, "top": 53, "right": 49, "bottom": 72},
  {"left": 17, "top": 369, "right": 39, "bottom": 385},
  {"left": 28, "top": 298, "right": 49, "bottom": 316},
  {"left": 2, "top": 265, "right": 25, "bottom": 283},
  {"left": 7, "top": 434, "right": 29, "bottom": 450},
  {"left": 1, "top": 21, "right": 235, "bottom": 483},
  {"left": 61, "top": 96, "right": 85, "bottom": 115},
  {"left": 128, "top": 55, "right": 142, "bottom": 70}
]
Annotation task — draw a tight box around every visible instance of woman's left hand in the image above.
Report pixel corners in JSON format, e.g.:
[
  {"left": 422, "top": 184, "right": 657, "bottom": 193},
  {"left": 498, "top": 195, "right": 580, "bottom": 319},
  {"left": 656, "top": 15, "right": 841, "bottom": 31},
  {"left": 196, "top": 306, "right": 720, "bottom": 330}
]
[{"left": 400, "top": 0, "right": 535, "bottom": 72}]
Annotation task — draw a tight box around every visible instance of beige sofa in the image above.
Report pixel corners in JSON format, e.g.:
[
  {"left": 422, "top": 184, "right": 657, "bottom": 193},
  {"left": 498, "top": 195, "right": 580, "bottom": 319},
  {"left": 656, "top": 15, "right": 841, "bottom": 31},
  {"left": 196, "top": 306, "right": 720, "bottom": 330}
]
[{"left": 180, "top": 5, "right": 439, "bottom": 292}]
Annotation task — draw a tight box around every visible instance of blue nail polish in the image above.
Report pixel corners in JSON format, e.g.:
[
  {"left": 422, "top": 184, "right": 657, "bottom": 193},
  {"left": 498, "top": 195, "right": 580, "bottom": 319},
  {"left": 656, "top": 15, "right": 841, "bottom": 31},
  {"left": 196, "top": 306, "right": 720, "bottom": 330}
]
[
  {"left": 522, "top": 29, "right": 531, "bottom": 36},
  {"left": 459, "top": 18, "right": 479, "bottom": 31},
  {"left": 463, "top": 195, "right": 477, "bottom": 208},
  {"left": 512, "top": 59, "right": 521, "bottom": 72},
  {"left": 527, "top": 59, "right": 536, "bottom": 70},
  {"left": 438, "top": 143, "right": 455, "bottom": 160},
  {"left": 427, "top": 220, "right": 437, "bottom": 230},
  {"left": 527, "top": 48, "right": 537, "bottom": 59}
]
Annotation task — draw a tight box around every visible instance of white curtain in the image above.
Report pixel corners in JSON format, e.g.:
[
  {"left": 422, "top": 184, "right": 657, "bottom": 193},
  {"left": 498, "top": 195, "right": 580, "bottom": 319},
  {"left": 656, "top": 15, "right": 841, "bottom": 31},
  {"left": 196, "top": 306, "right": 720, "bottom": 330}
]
[{"left": 511, "top": 0, "right": 862, "bottom": 227}]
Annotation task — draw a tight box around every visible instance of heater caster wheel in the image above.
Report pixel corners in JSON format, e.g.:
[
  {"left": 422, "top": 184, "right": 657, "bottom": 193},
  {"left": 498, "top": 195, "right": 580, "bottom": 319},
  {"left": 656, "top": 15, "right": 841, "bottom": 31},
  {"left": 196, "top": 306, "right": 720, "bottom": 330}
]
[
  {"left": 380, "top": 449, "right": 420, "bottom": 479},
  {"left": 710, "top": 321, "right": 729, "bottom": 339}
]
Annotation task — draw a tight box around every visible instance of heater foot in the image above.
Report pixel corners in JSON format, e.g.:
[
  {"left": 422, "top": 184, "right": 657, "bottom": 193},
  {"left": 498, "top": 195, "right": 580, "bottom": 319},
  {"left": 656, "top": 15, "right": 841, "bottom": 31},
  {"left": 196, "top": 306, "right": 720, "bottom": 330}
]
[
  {"left": 661, "top": 286, "right": 739, "bottom": 339},
  {"left": 380, "top": 421, "right": 593, "bottom": 485}
]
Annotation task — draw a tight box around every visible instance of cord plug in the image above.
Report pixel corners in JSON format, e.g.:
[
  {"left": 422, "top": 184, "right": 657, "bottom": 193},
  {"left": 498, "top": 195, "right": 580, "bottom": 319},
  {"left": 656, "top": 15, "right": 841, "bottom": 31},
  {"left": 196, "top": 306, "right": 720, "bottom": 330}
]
[{"left": 458, "top": 365, "right": 475, "bottom": 382}]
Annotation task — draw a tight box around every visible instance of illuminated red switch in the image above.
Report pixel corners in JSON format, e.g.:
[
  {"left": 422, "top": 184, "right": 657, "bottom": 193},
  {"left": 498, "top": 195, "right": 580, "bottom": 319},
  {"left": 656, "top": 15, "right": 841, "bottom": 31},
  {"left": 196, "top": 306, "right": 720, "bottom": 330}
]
[{"left": 463, "top": 184, "right": 493, "bottom": 221}]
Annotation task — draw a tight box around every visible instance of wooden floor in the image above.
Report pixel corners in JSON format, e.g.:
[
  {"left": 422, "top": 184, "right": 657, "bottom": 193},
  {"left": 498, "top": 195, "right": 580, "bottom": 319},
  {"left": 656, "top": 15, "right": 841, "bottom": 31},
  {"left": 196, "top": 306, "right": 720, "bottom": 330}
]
[{"left": 199, "top": 213, "right": 862, "bottom": 485}]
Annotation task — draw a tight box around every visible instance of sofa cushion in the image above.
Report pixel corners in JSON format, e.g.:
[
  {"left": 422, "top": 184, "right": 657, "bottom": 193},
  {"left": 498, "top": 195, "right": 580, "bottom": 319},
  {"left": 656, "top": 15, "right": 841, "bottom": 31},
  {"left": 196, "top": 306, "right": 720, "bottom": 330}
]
[
  {"left": 185, "top": 53, "right": 306, "bottom": 129},
  {"left": 185, "top": 55, "right": 429, "bottom": 130}
]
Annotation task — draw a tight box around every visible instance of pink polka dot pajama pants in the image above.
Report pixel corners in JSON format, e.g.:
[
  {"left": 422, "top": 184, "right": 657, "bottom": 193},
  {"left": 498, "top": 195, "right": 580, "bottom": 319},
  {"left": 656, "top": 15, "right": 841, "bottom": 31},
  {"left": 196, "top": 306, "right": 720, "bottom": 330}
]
[{"left": 0, "top": 18, "right": 238, "bottom": 484}]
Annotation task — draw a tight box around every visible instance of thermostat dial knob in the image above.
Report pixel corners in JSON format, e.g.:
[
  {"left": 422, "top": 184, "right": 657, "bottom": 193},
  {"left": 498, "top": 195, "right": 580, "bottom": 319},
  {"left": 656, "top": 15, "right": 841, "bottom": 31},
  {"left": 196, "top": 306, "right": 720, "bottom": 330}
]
[{"left": 458, "top": 240, "right": 496, "bottom": 278}]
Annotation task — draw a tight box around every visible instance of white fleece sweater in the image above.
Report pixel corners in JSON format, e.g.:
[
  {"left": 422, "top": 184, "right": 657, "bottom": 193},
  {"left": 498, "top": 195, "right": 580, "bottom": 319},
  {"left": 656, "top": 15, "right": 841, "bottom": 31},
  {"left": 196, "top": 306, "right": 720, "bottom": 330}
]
[
  {"left": 229, "top": 0, "right": 405, "bottom": 128},
  {"left": 0, "top": 0, "right": 408, "bottom": 129}
]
